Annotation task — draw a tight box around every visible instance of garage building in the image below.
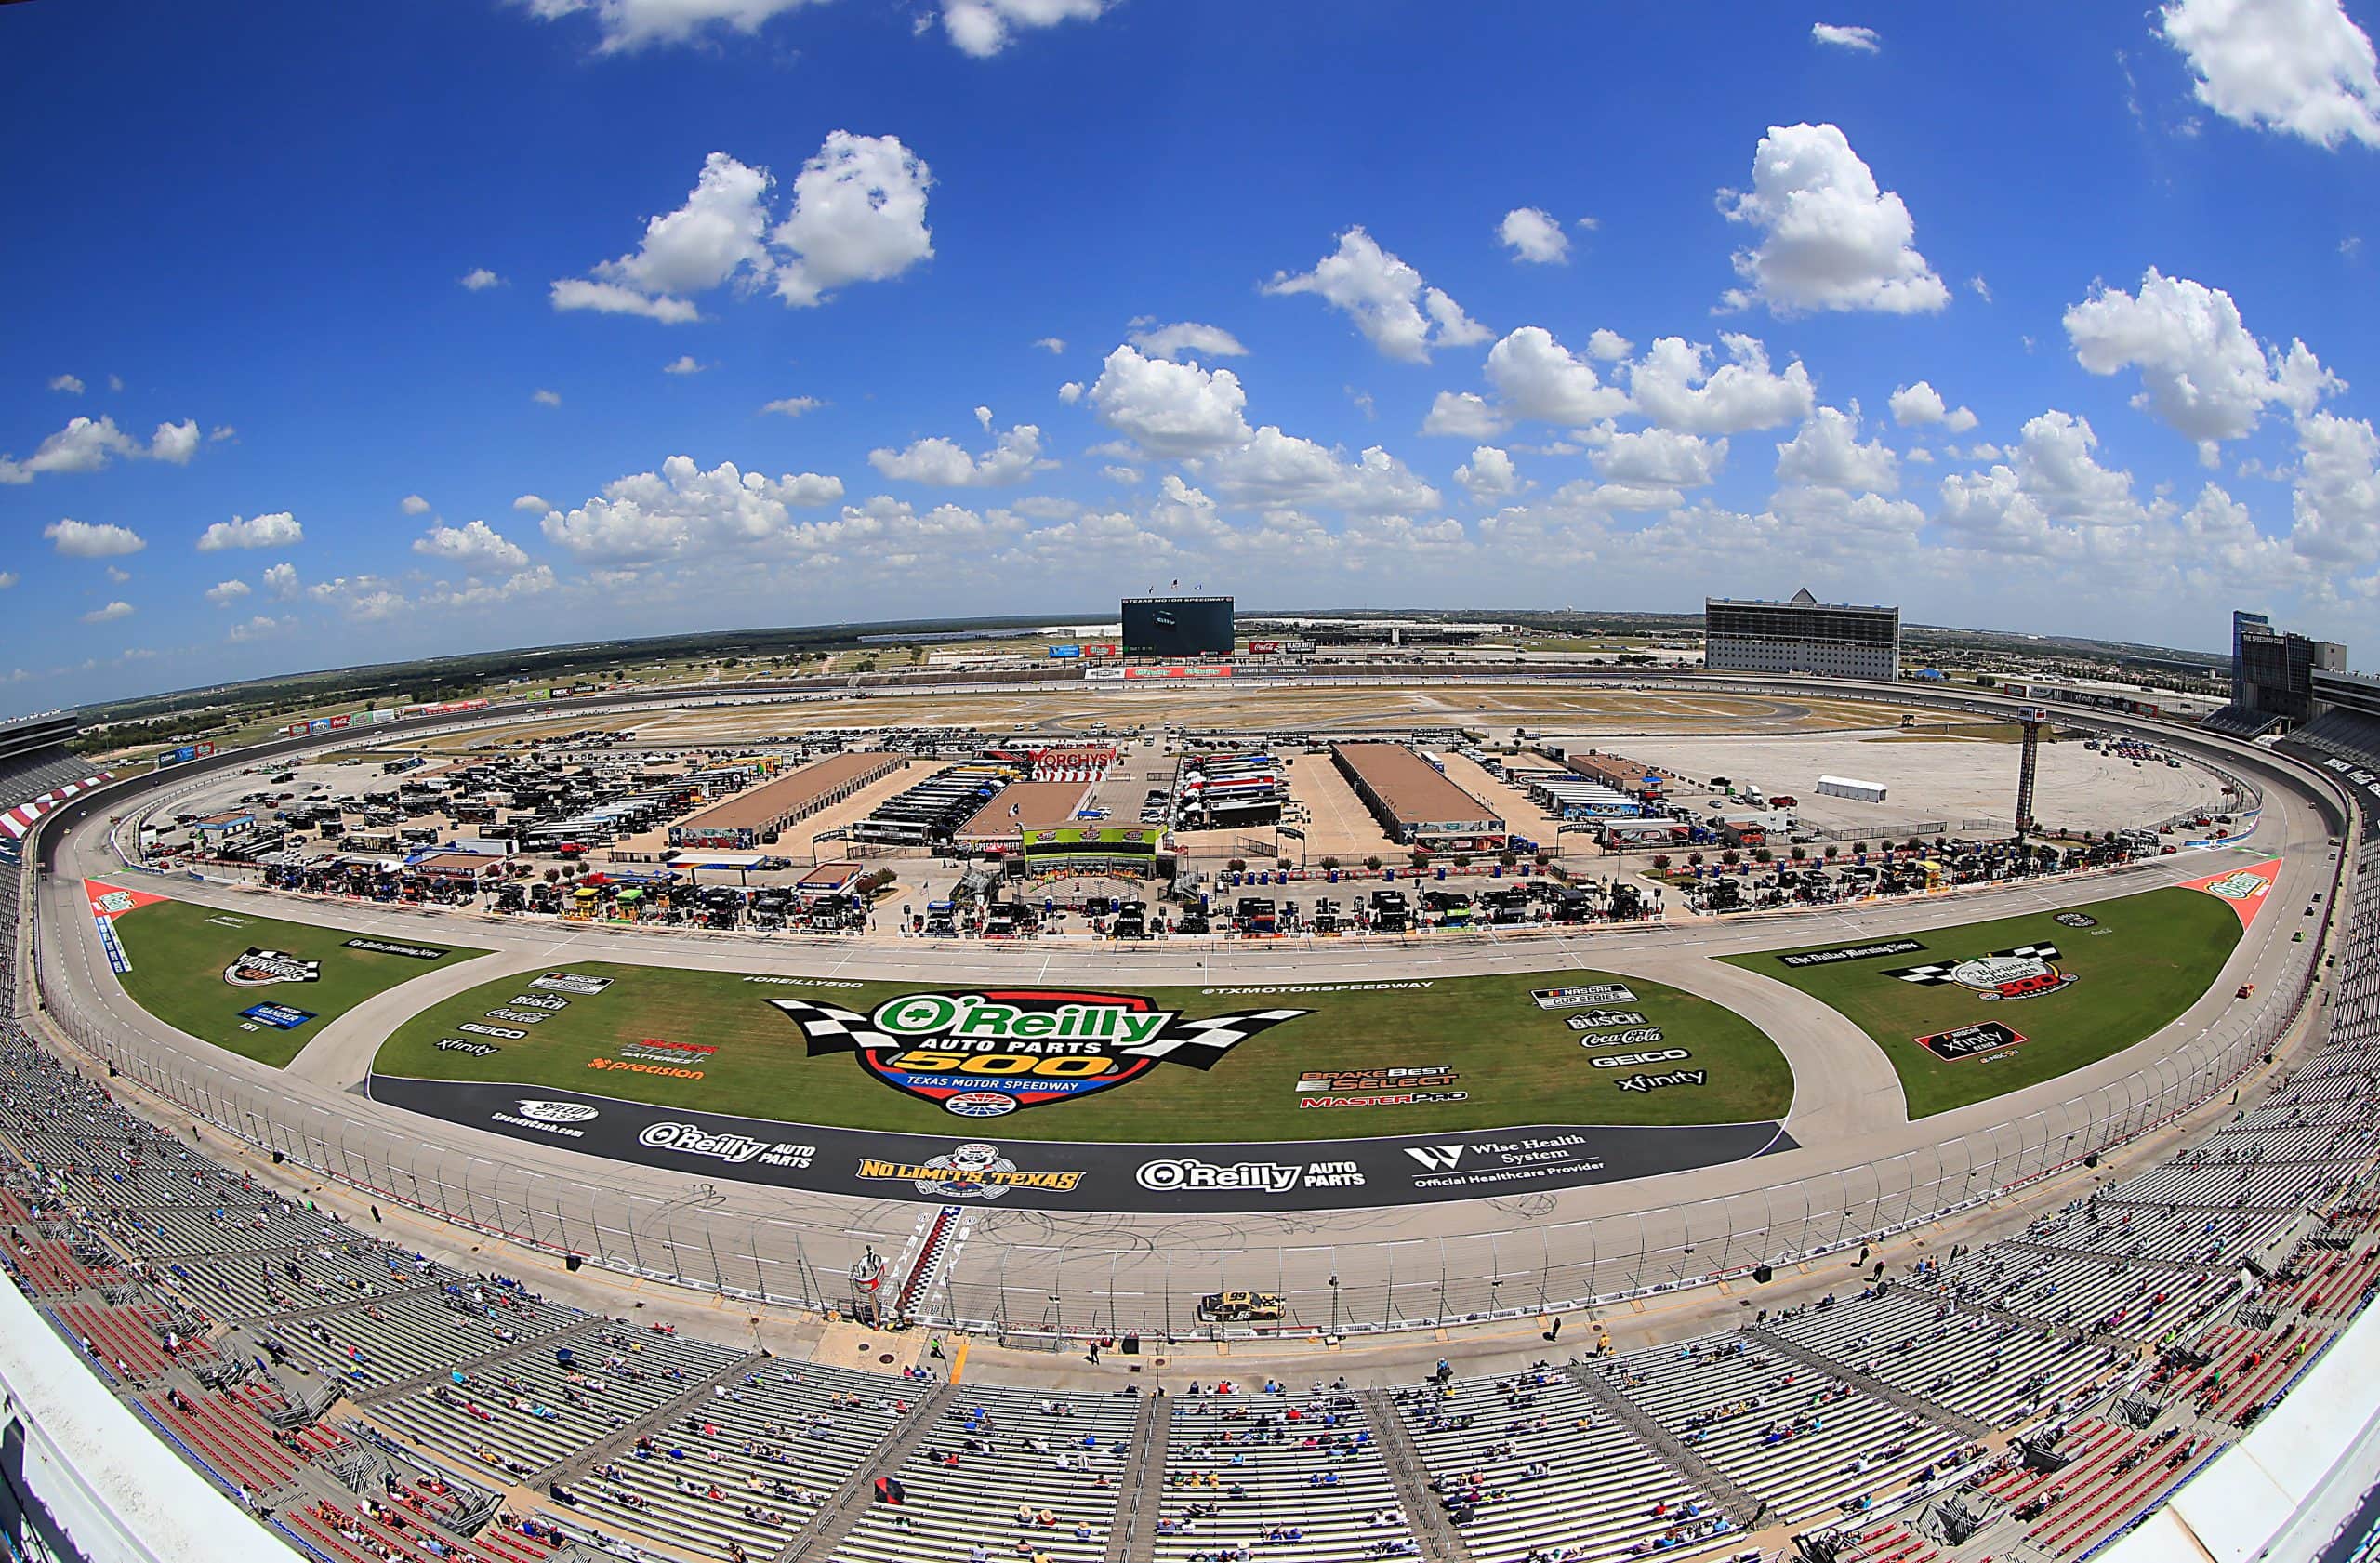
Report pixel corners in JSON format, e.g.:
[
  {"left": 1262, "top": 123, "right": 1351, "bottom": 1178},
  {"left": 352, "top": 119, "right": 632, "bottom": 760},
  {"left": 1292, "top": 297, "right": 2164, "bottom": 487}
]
[
  {"left": 1329, "top": 742, "right": 1506, "bottom": 851},
  {"left": 668, "top": 752, "right": 904, "bottom": 850}
]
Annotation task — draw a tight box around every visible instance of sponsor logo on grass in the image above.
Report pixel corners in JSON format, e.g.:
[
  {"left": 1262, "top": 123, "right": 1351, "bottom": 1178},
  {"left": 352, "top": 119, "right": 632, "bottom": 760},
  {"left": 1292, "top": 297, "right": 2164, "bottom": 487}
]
[
  {"left": 484, "top": 1008, "right": 549, "bottom": 1025},
  {"left": 1577, "top": 1027, "right": 1664, "bottom": 1050},
  {"left": 1884, "top": 944, "right": 2078, "bottom": 1001},
  {"left": 618, "top": 1039, "right": 716, "bottom": 1064},
  {"left": 238, "top": 1002, "right": 316, "bottom": 1030},
  {"left": 1614, "top": 1067, "right": 1706, "bottom": 1093},
  {"left": 530, "top": 973, "right": 613, "bottom": 995},
  {"left": 854, "top": 1142, "right": 1084, "bottom": 1199},
  {"left": 1590, "top": 1047, "right": 1690, "bottom": 1069},
  {"left": 223, "top": 948, "right": 321, "bottom": 987},
  {"left": 588, "top": 1057, "right": 706, "bottom": 1080},
  {"left": 769, "top": 989, "right": 1308, "bottom": 1117},
  {"left": 1295, "top": 1066, "right": 1457, "bottom": 1093},
  {"left": 436, "top": 1038, "right": 500, "bottom": 1056},
  {"left": 1562, "top": 1010, "right": 1646, "bottom": 1031},
  {"left": 2053, "top": 912, "right": 2098, "bottom": 928},
  {"left": 1778, "top": 938, "right": 1925, "bottom": 969},
  {"left": 507, "top": 994, "right": 570, "bottom": 1012},
  {"left": 1297, "top": 1091, "right": 1468, "bottom": 1109},
  {"left": 1531, "top": 984, "right": 1637, "bottom": 1009},
  {"left": 459, "top": 1022, "right": 524, "bottom": 1040},
  {"left": 1914, "top": 1021, "right": 2027, "bottom": 1061},
  {"left": 341, "top": 936, "right": 447, "bottom": 960}
]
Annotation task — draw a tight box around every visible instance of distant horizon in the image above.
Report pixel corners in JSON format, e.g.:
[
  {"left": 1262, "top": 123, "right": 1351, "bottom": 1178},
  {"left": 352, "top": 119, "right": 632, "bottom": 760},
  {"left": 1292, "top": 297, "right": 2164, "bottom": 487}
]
[{"left": 40, "top": 600, "right": 2241, "bottom": 724}]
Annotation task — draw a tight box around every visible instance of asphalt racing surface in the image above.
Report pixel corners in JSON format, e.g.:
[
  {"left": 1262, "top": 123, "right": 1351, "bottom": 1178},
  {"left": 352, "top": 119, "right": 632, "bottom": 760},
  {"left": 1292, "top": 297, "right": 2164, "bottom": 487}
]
[{"left": 23, "top": 680, "right": 2352, "bottom": 1329}]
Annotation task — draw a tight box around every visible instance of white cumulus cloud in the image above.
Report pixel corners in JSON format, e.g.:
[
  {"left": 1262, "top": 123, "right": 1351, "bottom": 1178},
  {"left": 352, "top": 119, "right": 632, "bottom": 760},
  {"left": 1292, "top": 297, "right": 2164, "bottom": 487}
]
[
  {"left": 1628, "top": 334, "right": 1815, "bottom": 433},
  {"left": 869, "top": 420, "right": 1049, "bottom": 486},
  {"left": 540, "top": 456, "right": 847, "bottom": 559},
  {"left": 1263, "top": 227, "right": 1490, "bottom": 362},
  {"left": 205, "top": 578, "right": 251, "bottom": 605},
  {"left": 663, "top": 354, "right": 707, "bottom": 375},
  {"left": 45, "top": 518, "right": 147, "bottom": 557},
  {"left": 1484, "top": 326, "right": 1633, "bottom": 426},
  {"left": 2063, "top": 267, "right": 2339, "bottom": 463},
  {"left": 48, "top": 374, "right": 84, "bottom": 394},
  {"left": 1775, "top": 404, "right": 1899, "bottom": 494},
  {"left": 1128, "top": 321, "right": 1249, "bottom": 360},
  {"left": 760, "top": 395, "right": 825, "bottom": 417},
  {"left": 0, "top": 415, "right": 205, "bottom": 483},
  {"left": 1498, "top": 207, "right": 1569, "bottom": 264},
  {"left": 1719, "top": 123, "right": 1949, "bottom": 316},
  {"left": 1811, "top": 21, "right": 1881, "bottom": 51},
  {"left": 401, "top": 494, "right": 431, "bottom": 515},
  {"left": 1421, "top": 391, "right": 1506, "bottom": 439},
  {"left": 81, "top": 600, "right": 134, "bottom": 623},
  {"left": 1888, "top": 380, "right": 1979, "bottom": 432},
  {"left": 772, "top": 131, "right": 935, "bottom": 307},
  {"left": 2160, "top": 0, "right": 2380, "bottom": 150},
  {"left": 1455, "top": 444, "right": 1523, "bottom": 500},
  {"left": 1088, "top": 345, "right": 1252, "bottom": 456},
  {"left": 459, "top": 267, "right": 504, "bottom": 290},
  {"left": 940, "top": 0, "right": 1110, "bottom": 56},
  {"left": 414, "top": 519, "right": 532, "bottom": 570},
  {"left": 196, "top": 512, "right": 303, "bottom": 551}
]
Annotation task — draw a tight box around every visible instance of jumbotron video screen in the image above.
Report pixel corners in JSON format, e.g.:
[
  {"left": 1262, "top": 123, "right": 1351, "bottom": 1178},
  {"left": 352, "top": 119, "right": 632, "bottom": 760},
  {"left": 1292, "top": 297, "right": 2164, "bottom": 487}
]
[{"left": 1122, "top": 595, "right": 1234, "bottom": 656}]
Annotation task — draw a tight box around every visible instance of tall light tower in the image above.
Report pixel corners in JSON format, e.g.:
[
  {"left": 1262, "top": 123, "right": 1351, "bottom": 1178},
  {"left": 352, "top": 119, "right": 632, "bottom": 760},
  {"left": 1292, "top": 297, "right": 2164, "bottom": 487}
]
[{"left": 2014, "top": 706, "right": 2047, "bottom": 840}]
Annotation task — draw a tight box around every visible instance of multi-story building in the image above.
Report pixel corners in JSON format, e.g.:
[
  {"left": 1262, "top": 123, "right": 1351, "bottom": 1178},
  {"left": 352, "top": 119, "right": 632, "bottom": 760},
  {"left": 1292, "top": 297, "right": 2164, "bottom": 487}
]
[{"left": 1703, "top": 588, "right": 1900, "bottom": 682}]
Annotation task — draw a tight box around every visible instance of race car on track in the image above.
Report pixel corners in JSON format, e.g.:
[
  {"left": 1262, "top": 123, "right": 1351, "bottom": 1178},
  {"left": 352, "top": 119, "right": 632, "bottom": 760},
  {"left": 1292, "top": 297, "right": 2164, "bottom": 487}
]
[{"left": 1197, "top": 1291, "right": 1286, "bottom": 1322}]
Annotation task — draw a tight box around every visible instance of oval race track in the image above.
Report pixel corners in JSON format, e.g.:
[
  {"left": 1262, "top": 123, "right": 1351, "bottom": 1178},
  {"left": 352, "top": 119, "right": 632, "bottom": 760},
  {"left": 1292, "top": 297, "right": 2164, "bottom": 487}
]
[{"left": 22, "top": 669, "right": 2353, "bottom": 1340}]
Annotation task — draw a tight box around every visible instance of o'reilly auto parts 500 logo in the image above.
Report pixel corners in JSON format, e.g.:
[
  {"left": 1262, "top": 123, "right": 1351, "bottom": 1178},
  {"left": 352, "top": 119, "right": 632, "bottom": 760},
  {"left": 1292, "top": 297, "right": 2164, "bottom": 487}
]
[
  {"left": 1885, "top": 943, "right": 2076, "bottom": 1002},
  {"left": 768, "top": 989, "right": 1307, "bottom": 1117},
  {"left": 223, "top": 948, "right": 322, "bottom": 987}
]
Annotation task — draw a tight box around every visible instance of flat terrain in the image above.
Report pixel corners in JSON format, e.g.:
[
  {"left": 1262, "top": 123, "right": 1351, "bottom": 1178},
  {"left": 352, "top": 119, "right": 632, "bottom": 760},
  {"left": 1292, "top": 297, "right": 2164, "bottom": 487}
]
[
  {"left": 374, "top": 962, "right": 1795, "bottom": 1141},
  {"left": 112, "top": 899, "right": 489, "bottom": 1067},
  {"left": 1723, "top": 885, "right": 2241, "bottom": 1117}
]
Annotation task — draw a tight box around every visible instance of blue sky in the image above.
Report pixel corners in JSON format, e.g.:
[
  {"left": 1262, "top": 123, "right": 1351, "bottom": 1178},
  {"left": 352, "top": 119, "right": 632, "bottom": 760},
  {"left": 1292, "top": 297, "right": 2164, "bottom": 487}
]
[{"left": 6, "top": 0, "right": 2380, "bottom": 710}]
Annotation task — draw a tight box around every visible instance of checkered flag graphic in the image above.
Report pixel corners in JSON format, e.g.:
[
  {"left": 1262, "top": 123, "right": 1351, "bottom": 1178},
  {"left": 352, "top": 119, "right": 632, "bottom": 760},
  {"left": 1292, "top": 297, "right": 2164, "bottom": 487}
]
[
  {"left": 768, "top": 997, "right": 895, "bottom": 1058},
  {"left": 1884, "top": 944, "right": 2059, "bottom": 986},
  {"left": 1118, "top": 1008, "right": 1311, "bottom": 1070}
]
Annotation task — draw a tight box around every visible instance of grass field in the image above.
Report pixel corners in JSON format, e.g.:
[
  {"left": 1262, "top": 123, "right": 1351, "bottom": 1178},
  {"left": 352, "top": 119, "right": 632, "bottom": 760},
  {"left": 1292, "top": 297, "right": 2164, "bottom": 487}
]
[
  {"left": 374, "top": 963, "right": 1793, "bottom": 1142},
  {"left": 112, "top": 899, "right": 490, "bottom": 1067},
  {"left": 1723, "top": 885, "right": 2242, "bottom": 1118}
]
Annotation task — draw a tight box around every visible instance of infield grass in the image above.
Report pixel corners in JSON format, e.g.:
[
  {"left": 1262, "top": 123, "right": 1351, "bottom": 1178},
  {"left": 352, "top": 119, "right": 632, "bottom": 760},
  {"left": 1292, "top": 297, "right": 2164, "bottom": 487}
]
[
  {"left": 1724, "top": 885, "right": 2242, "bottom": 1118},
  {"left": 111, "top": 898, "right": 489, "bottom": 1068},
  {"left": 375, "top": 964, "right": 1793, "bottom": 1142}
]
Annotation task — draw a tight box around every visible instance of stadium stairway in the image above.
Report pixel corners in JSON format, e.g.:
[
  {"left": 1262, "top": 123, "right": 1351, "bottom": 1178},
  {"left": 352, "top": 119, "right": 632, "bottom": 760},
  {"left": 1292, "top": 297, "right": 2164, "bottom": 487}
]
[
  {"left": 529, "top": 1348, "right": 769, "bottom": 1489},
  {"left": 1559, "top": 1364, "right": 1765, "bottom": 1530},
  {"left": 777, "top": 1381, "right": 954, "bottom": 1563},
  {"left": 1356, "top": 1387, "right": 1473, "bottom": 1563},
  {"left": 1742, "top": 1327, "right": 1994, "bottom": 1440},
  {"left": 1098, "top": 1395, "right": 1167, "bottom": 1563}
]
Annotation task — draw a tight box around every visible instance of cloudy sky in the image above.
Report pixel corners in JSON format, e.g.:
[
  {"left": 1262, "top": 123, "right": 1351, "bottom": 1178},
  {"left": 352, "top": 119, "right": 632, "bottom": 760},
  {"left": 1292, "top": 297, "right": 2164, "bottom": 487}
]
[{"left": 5, "top": 0, "right": 2380, "bottom": 709}]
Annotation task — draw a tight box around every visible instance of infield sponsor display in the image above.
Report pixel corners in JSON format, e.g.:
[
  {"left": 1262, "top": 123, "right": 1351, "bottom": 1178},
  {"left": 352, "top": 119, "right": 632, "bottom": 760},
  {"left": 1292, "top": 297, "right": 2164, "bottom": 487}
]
[
  {"left": 100, "top": 894, "right": 492, "bottom": 1070},
  {"left": 1726, "top": 884, "right": 2247, "bottom": 1118},
  {"left": 370, "top": 960, "right": 1797, "bottom": 1210}
]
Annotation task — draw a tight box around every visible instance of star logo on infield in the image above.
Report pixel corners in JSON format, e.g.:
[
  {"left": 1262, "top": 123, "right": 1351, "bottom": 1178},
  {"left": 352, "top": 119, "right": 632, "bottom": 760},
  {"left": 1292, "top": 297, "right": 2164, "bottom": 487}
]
[
  {"left": 767, "top": 989, "right": 1308, "bottom": 1115},
  {"left": 221, "top": 947, "right": 322, "bottom": 987},
  {"left": 1883, "top": 943, "right": 2077, "bottom": 1002}
]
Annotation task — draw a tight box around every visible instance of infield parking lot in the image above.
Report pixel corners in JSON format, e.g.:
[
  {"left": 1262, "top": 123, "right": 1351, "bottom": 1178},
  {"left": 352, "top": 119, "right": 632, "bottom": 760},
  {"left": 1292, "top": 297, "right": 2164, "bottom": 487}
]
[
  {"left": 107, "top": 896, "right": 489, "bottom": 1068},
  {"left": 1723, "top": 882, "right": 2246, "bottom": 1118},
  {"left": 372, "top": 962, "right": 1793, "bottom": 1143}
]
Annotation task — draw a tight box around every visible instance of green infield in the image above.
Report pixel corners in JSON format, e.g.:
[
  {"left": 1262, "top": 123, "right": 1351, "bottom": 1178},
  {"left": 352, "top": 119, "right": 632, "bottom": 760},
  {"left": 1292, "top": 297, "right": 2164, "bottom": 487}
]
[
  {"left": 374, "top": 964, "right": 1794, "bottom": 1142},
  {"left": 109, "top": 898, "right": 490, "bottom": 1068},
  {"left": 1723, "top": 885, "right": 2243, "bottom": 1118}
]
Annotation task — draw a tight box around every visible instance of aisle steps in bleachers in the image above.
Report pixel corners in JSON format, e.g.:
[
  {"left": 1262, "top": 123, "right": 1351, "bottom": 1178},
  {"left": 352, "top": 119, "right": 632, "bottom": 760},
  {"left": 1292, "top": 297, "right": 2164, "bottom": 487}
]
[
  {"left": 1099, "top": 1393, "right": 1167, "bottom": 1563},
  {"left": 1741, "top": 1327, "right": 1990, "bottom": 1439},
  {"left": 1356, "top": 1386, "right": 1468, "bottom": 1563},
  {"left": 1561, "top": 1363, "right": 1762, "bottom": 1527},
  {"left": 782, "top": 1381, "right": 952, "bottom": 1563}
]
